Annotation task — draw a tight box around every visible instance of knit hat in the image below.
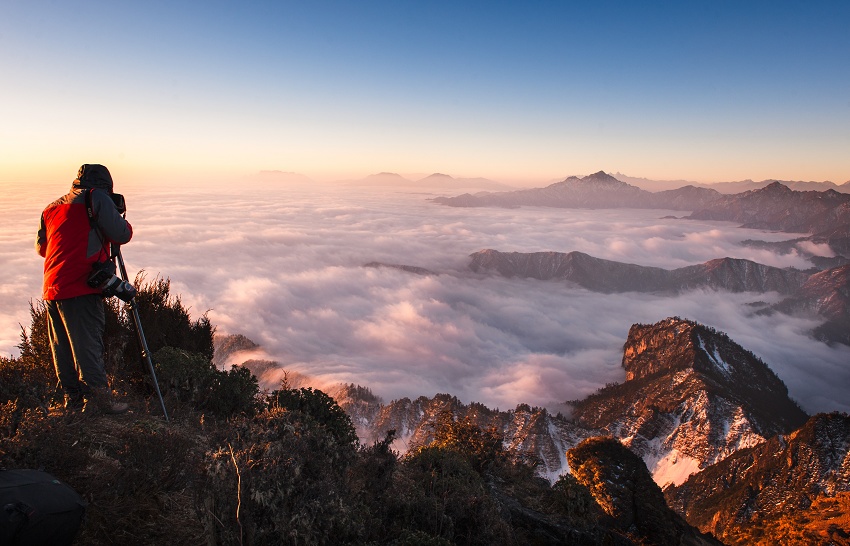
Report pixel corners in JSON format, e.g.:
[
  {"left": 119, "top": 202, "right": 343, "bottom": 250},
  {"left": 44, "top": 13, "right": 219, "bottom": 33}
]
[{"left": 73, "top": 164, "right": 114, "bottom": 192}]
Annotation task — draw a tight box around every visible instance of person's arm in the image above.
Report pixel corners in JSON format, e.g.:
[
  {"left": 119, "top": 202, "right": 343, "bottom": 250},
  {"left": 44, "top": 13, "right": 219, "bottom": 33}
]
[
  {"left": 93, "top": 191, "right": 133, "bottom": 244},
  {"left": 35, "top": 213, "right": 47, "bottom": 257}
]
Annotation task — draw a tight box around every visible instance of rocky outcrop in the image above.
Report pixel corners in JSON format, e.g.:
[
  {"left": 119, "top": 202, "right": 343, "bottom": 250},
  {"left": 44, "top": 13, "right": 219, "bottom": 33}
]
[
  {"left": 338, "top": 317, "right": 811, "bottom": 489},
  {"left": 336, "top": 391, "right": 595, "bottom": 483},
  {"left": 570, "top": 318, "right": 809, "bottom": 487},
  {"left": 212, "top": 333, "right": 259, "bottom": 367},
  {"left": 567, "top": 437, "right": 723, "bottom": 545},
  {"left": 665, "top": 412, "right": 850, "bottom": 545}
]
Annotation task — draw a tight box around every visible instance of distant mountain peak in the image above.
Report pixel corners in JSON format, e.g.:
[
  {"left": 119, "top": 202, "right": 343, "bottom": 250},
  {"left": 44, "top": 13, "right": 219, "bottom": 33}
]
[
  {"left": 689, "top": 180, "right": 850, "bottom": 233},
  {"left": 572, "top": 170, "right": 629, "bottom": 186},
  {"left": 423, "top": 172, "right": 453, "bottom": 180},
  {"left": 760, "top": 180, "right": 792, "bottom": 192},
  {"left": 585, "top": 170, "right": 618, "bottom": 180}
]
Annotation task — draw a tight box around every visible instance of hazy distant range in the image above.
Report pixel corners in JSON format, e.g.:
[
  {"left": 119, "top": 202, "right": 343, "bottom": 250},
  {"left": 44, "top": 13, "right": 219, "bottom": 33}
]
[
  {"left": 251, "top": 169, "right": 850, "bottom": 194},
  {"left": 3, "top": 176, "right": 848, "bottom": 415}
]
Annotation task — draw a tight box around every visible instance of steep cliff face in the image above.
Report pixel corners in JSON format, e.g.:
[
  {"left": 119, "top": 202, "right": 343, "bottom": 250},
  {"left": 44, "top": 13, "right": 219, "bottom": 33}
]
[
  {"left": 212, "top": 333, "right": 259, "bottom": 367},
  {"left": 570, "top": 318, "right": 808, "bottom": 487},
  {"left": 665, "top": 412, "right": 850, "bottom": 545},
  {"left": 567, "top": 437, "right": 723, "bottom": 546}
]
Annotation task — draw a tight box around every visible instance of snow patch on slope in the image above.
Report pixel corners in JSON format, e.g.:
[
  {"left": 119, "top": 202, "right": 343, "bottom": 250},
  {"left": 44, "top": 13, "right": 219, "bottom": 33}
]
[
  {"left": 696, "top": 335, "right": 732, "bottom": 377},
  {"left": 650, "top": 447, "right": 704, "bottom": 489}
]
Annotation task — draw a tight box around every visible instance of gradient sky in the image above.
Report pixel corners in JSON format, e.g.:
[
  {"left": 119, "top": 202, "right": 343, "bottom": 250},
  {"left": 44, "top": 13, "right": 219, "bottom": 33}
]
[{"left": 2, "top": 1, "right": 849, "bottom": 185}]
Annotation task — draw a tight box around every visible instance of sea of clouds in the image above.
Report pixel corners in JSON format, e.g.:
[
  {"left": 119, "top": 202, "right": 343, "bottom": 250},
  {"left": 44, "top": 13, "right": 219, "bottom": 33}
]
[{"left": 4, "top": 180, "right": 848, "bottom": 414}]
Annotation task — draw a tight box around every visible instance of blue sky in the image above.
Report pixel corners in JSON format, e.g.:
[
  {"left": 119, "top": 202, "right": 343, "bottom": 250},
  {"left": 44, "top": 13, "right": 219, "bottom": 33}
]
[{"left": 2, "top": 1, "right": 848, "bottom": 184}]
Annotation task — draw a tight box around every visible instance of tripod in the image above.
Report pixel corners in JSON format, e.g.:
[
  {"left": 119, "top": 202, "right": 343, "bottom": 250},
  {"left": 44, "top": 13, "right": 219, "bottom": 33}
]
[{"left": 114, "top": 248, "right": 169, "bottom": 422}]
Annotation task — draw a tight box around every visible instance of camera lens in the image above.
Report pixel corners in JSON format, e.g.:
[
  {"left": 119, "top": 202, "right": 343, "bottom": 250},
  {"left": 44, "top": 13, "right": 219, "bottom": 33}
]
[{"left": 114, "top": 280, "right": 137, "bottom": 302}]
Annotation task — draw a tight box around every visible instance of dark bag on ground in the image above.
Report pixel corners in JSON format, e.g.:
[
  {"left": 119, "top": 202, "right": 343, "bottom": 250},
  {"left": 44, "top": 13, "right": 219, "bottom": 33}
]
[{"left": 0, "top": 469, "right": 86, "bottom": 545}]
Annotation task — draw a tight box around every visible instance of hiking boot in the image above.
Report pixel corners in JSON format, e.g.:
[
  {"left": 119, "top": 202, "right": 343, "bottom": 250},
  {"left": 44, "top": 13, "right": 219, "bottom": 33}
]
[
  {"left": 85, "top": 387, "right": 129, "bottom": 415},
  {"left": 64, "top": 392, "right": 85, "bottom": 413}
]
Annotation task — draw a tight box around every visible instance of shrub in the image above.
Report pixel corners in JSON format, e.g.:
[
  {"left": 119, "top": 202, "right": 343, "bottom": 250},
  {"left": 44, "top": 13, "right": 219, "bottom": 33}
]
[
  {"left": 153, "top": 347, "right": 259, "bottom": 419},
  {"left": 204, "top": 406, "right": 363, "bottom": 545},
  {"left": 271, "top": 387, "right": 358, "bottom": 449},
  {"left": 547, "top": 473, "right": 602, "bottom": 526},
  {"left": 424, "top": 409, "right": 507, "bottom": 473},
  {"left": 397, "top": 445, "right": 511, "bottom": 545},
  {"left": 129, "top": 274, "right": 215, "bottom": 362},
  {"left": 0, "top": 302, "right": 59, "bottom": 435}
]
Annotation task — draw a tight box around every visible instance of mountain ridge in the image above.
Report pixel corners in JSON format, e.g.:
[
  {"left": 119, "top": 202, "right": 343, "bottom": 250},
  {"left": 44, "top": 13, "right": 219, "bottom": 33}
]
[
  {"left": 432, "top": 172, "right": 850, "bottom": 238},
  {"left": 231, "top": 316, "right": 812, "bottom": 489},
  {"left": 688, "top": 181, "right": 850, "bottom": 234},
  {"left": 665, "top": 412, "right": 850, "bottom": 545},
  {"left": 468, "top": 249, "right": 849, "bottom": 345},
  {"left": 468, "top": 249, "right": 811, "bottom": 295},
  {"left": 432, "top": 170, "right": 722, "bottom": 211}
]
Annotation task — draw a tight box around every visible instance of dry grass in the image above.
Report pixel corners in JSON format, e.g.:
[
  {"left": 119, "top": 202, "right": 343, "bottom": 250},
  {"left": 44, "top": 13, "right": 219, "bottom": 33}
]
[
  {"left": 721, "top": 492, "right": 850, "bottom": 546},
  {"left": 1, "top": 401, "right": 211, "bottom": 545}
]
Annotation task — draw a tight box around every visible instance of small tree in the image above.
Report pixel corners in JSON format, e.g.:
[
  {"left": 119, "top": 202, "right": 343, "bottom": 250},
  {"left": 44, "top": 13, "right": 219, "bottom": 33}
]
[
  {"left": 271, "top": 386, "right": 359, "bottom": 449},
  {"left": 153, "top": 347, "right": 259, "bottom": 419},
  {"left": 426, "top": 410, "right": 507, "bottom": 473}
]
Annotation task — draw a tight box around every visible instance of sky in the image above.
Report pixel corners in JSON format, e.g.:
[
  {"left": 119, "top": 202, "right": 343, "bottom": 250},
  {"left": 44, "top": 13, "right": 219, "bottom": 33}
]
[
  {"left": 3, "top": 182, "right": 849, "bottom": 416},
  {"left": 1, "top": 1, "right": 849, "bottom": 185}
]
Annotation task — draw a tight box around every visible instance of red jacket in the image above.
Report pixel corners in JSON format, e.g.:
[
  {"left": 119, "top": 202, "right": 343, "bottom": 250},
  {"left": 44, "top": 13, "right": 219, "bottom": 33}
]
[{"left": 37, "top": 186, "right": 133, "bottom": 300}]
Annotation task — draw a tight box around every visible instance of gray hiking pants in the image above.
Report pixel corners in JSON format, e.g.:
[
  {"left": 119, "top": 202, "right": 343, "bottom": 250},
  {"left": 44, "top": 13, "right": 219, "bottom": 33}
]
[{"left": 46, "top": 294, "right": 109, "bottom": 393}]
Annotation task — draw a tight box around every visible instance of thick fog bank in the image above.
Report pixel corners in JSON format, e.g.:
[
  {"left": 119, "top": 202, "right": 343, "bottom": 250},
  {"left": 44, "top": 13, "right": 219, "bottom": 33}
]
[{"left": 3, "top": 182, "right": 847, "bottom": 413}]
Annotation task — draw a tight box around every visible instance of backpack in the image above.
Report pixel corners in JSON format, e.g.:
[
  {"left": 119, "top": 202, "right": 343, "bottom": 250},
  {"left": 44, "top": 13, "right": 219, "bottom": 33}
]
[{"left": 0, "top": 469, "right": 86, "bottom": 545}]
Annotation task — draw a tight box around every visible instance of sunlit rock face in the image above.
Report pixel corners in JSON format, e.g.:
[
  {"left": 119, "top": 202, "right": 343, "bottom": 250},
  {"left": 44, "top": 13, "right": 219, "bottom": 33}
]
[
  {"left": 335, "top": 317, "right": 811, "bottom": 488},
  {"left": 567, "top": 437, "right": 724, "bottom": 546},
  {"left": 665, "top": 412, "right": 850, "bottom": 545},
  {"left": 570, "top": 317, "right": 809, "bottom": 487}
]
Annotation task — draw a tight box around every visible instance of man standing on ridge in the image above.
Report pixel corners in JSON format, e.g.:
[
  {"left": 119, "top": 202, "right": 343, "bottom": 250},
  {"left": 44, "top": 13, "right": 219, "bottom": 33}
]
[{"left": 36, "top": 164, "right": 133, "bottom": 414}]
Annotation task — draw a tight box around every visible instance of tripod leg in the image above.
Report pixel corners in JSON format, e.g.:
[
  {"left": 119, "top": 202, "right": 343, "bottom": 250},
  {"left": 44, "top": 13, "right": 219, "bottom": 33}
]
[{"left": 114, "top": 248, "right": 170, "bottom": 421}]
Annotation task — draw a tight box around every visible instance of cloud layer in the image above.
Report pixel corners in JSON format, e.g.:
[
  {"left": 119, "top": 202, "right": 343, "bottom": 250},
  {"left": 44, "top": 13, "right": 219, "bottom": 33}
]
[{"left": 5, "top": 181, "right": 848, "bottom": 414}]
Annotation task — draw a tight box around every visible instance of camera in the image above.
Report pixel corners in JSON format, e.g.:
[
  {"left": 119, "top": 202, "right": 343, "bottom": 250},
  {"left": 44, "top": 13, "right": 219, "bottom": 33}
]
[
  {"left": 87, "top": 260, "right": 137, "bottom": 302},
  {"left": 111, "top": 193, "right": 126, "bottom": 215}
]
